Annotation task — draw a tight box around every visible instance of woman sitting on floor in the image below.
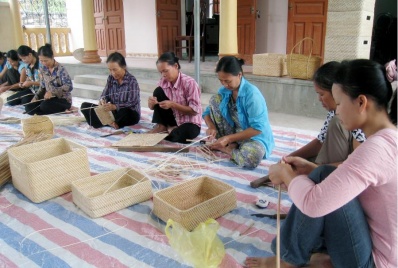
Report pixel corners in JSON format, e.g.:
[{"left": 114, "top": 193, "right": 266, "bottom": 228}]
[
  {"left": 250, "top": 61, "right": 365, "bottom": 187},
  {"left": 147, "top": 52, "right": 202, "bottom": 143},
  {"left": 7, "top": 45, "right": 40, "bottom": 106},
  {"left": 202, "top": 56, "right": 274, "bottom": 169},
  {"left": 0, "top": 51, "right": 6, "bottom": 82},
  {"left": 245, "top": 59, "right": 397, "bottom": 268},
  {"left": 0, "top": 50, "right": 27, "bottom": 99},
  {"left": 25, "top": 44, "right": 73, "bottom": 115},
  {"left": 80, "top": 52, "right": 140, "bottom": 129}
]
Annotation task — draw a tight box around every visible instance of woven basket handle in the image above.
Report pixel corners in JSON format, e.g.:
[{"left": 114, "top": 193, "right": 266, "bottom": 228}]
[{"left": 290, "top": 37, "right": 314, "bottom": 58}]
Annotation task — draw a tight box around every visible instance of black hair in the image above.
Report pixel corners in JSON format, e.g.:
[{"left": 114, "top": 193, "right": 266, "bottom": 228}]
[
  {"left": 6, "top": 50, "right": 19, "bottom": 61},
  {"left": 215, "top": 56, "right": 244, "bottom": 76},
  {"left": 0, "top": 52, "right": 5, "bottom": 60},
  {"left": 156, "top": 52, "right": 181, "bottom": 69},
  {"left": 312, "top": 61, "right": 340, "bottom": 91},
  {"left": 17, "top": 45, "right": 37, "bottom": 57},
  {"left": 334, "top": 59, "right": 396, "bottom": 124},
  {"left": 389, "top": 90, "right": 397, "bottom": 125},
  {"left": 106, "top": 52, "right": 127, "bottom": 68},
  {"left": 38, "top": 43, "right": 54, "bottom": 58}
]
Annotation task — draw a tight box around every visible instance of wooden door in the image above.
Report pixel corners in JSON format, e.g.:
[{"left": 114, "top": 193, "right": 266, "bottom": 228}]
[
  {"left": 287, "top": 0, "right": 328, "bottom": 59},
  {"left": 93, "top": 0, "right": 126, "bottom": 57},
  {"left": 156, "top": 0, "right": 181, "bottom": 56},
  {"left": 237, "top": 0, "right": 256, "bottom": 65}
]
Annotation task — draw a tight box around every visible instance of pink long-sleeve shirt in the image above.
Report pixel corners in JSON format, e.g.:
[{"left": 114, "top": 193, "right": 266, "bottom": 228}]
[{"left": 289, "top": 128, "right": 397, "bottom": 268}]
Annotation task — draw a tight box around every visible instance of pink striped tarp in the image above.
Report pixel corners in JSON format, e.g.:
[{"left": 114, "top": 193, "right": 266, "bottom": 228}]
[{"left": 0, "top": 97, "right": 317, "bottom": 268}]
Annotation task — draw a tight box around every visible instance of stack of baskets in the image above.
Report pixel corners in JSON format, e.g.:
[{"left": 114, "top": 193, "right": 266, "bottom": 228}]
[
  {"left": 324, "top": 0, "right": 376, "bottom": 63},
  {"left": 253, "top": 53, "right": 287, "bottom": 77}
]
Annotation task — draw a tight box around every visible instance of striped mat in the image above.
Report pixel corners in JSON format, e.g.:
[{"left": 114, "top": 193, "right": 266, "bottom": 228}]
[{"left": 0, "top": 97, "right": 317, "bottom": 268}]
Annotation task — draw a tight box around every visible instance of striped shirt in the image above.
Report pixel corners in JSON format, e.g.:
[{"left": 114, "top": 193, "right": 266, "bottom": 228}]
[
  {"left": 158, "top": 72, "right": 202, "bottom": 127},
  {"left": 38, "top": 61, "right": 73, "bottom": 103},
  {"left": 100, "top": 71, "right": 141, "bottom": 116},
  {"left": 25, "top": 60, "right": 41, "bottom": 93}
]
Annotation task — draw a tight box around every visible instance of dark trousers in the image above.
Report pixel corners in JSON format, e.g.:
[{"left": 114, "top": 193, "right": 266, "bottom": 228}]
[
  {"left": 152, "top": 86, "right": 200, "bottom": 143},
  {"left": 80, "top": 102, "right": 140, "bottom": 128},
  {"left": 5, "top": 68, "right": 20, "bottom": 85},
  {"left": 25, "top": 98, "right": 71, "bottom": 115},
  {"left": 7, "top": 88, "right": 35, "bottom": 106}
]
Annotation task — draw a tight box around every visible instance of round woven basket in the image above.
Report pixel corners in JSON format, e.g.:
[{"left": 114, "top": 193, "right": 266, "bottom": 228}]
[{"left": 21, "top": 115, "right": 54, "bottom": 137}]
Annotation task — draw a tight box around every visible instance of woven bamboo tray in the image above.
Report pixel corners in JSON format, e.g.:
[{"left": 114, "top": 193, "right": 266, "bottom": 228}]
[
  {"left": 8, "top": 138, "right": 90, "bottom": 203},
  {"left": 253, "top": 53, "right": 287, "bottom": 77},
  {"left": 153, "top": 176, "right": 237, "bottom": 231},
  {"left": 71, "top": 168, "right": 152, "bottom": 218},
  {"left": 328, "top": 0, "right": 376, "bottom": 12},
  {"left": 326, "top": 11, "right": 374, "bottom": 37},
  {"left": 21, "top": 115, "right": 54, "bottom": 137}
]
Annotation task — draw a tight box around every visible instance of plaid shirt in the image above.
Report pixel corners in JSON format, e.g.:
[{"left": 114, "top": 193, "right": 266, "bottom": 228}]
[
  {"left": 38, "top": 61, "right": 73, "bottom": 103},
  {"left": 100, "top": 71, "right": 140, "bottom": 116},
  {"left": 158, "top": 72, "right": 202, "bottom": 127}
]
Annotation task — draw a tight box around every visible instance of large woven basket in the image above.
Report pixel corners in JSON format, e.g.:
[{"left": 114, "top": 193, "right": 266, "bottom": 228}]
[
  {"left": 286, "top": 38, "right": 322, "bottom": 80},
  {"left": 326, "top": 11, "right": 374, "bottom": 37},
  {"left": 21, "top": 115, "right": 54, "bottom": 137},
  {"left": 253, "top": 53, "right": 287, "bottom": 77},
  {"left": 328, "top": 0, "right": 376, "bottom": 12},
  {"left": 8, "top": 138, "right": 90, "bottom": 203},
  {"left": 324, "top": 35, "right": 371, "bottom": 63},
  {"left": 153, "top": 176, "right": 237, "bottom": 231},
  {"left": 71, "top": 167, "right": 152, "bottom": 218}
]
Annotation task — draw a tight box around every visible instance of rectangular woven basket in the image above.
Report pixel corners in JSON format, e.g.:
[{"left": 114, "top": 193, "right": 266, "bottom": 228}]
[
  {"left": 8, "top": 138, "right": 90, "bottom": 203},
  {"left": 327, "top": 0, "right": 376, "bottom": 12},
  {"left": 153, "top": 176, "right": 237, "bottom": 231},
  {"left": 324, "top": 35, "right": 371, "bottom": 63},
  {"left": 326, "top": 11, "right": 374, "bottom": 37},
  {"left": 253, "top": 53, "right": 287, "bottom": 77},
  {"left": 71, "top": 167, "right": 152, "bottom": 218}
]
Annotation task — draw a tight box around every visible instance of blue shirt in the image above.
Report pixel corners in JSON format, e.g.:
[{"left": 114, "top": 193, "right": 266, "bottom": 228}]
[
  {"left": 25, "top": 61, "right": 41, "bottom": 92},
  {"left": 203, "top": 77, "right": 275, "bottom": 158},
  {"left": 5, "top": 61, "right": 26, "bottom": 74},
  {"left": 100, "top": 71, "right": 141, "bottom": 116}
]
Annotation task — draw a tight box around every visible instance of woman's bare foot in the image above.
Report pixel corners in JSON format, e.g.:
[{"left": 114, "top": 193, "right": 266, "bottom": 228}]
[
  {"left": 148, "top": 124, "right": 167, "bottom": 133},
  {"left": 245, "top": 256, "right": 297, "bottom": 268},
  {"left": 309, "top": 253, "right": 333, "bottom": 268},
  {"left": 109, "top": 122, "right": 119, "bottom": 129},
  {"left": 217, "top": 142, "right": 238, "bottom": 155},
  {"left": 167, "top": 125, "right": 177, "bottom": 133},
  {"left": 250, "top": 175, "right": 271, "bottom": 188}
]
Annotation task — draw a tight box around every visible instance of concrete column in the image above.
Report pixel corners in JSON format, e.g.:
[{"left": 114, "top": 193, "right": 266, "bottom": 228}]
[
  {"left": 81, "top": 0, "right": 101, "bottom": 63},
  {"left": 218, "top": 0, "right": 238, "bottom": 58},
  {"left": 9, "top": 0, "right": 23, "bottom": 47}
]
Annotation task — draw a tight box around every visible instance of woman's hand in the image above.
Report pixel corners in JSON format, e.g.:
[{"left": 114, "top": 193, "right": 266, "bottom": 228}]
[
  {"left": 209, "top": 136, "right": 231, "bottom": 150},
  {"left": 283, "top": 156, "right": 318, "bottom": 176},
  {"left": 44, "top": 91, "right": 53, "bottom": 99},
  {"left": 206, "top": 128, "right": 217, "bottom": 140},
  {"left": 158, "top": 100, "right": 174, "bottom": 110},
  {"left": 22, "top": 81, "right": 32, "bottom": 88},
  {"left": 148, "top": 96, "right": 158, "bottom": 109},
  {"left": 102, "top": 102, "right": 116, "bottom": 111}
]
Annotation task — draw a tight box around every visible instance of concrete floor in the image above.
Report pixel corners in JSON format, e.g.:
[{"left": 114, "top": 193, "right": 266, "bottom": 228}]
[{"left": 57, "top": 56, "right": 324, "bottom": 133}]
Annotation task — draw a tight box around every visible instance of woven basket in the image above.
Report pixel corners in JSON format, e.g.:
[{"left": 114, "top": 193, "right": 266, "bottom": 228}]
[
  {"left": 21, "top": 115, "right": 54, "bottom": 137},
  {"left": 94, "top": 106, "right": 115, "bottom": 125},
  {"left": 324, "top": 35, "right": 371, "bottom": 63},
  {"left": 8, "top": 138, "right": 90, "bottom": 203},
  {"left": 253, "top": 53, "right": 287, "bottom": 77},
  {"left": 286, "top": 38, "right": 322, "bottom": 80},
  {"left": 328, "top": 0, "right": 376, "bottom": 12},
  {"left": 71, "top": 167, "right": 152, "bottom": 218},
  {"left": 326, "top": 11, "right": 374, "bottom": 37},
  {"left": 153, "top": 176, "right": 237, "bottom": 231}
]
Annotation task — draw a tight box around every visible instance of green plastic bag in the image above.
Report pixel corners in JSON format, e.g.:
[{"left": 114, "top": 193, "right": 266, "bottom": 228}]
[{"left": 165, "top": 218, "right": 225, "bottom": 268}]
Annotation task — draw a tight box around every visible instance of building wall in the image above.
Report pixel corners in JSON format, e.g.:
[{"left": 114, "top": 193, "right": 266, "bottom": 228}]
[
  {"left": 123, "top": 0, "right": 158, "bottom": 57},
  {"left": 65, "top": 0, "right": 83, "bottom": 51},
  {"left": 255, "top": 0, "right": 288, "bottom": 54},
  {"left": 0, "top": 2, "right": 16, "bottom": 52}
]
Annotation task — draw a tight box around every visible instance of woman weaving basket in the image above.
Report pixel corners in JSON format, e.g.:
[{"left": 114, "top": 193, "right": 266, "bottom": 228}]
[
  {"left": 202, "top": 56, "right": 274, "bottom": 169},
  {"left": 25, "top": 44, "right": 73, "bottom": 115},
  {"left": 80, "top": 52, "right": 140, "bottom": 129}
]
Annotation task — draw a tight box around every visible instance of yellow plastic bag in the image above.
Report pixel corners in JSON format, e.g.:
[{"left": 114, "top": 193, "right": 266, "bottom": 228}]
[{"left": 165, "top": 218, "right": 225, "bottom": 268}]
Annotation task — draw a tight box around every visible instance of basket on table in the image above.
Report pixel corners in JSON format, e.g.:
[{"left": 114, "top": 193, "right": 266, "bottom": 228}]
[
  {"left": 8, "top": 138, "right": 90, "bottom": 203},
  {"left": 253, "top": 53, "right": 287, "bottom": 77},
  {"left": 286, "top": 37, "right": 322, "bottom": 80},
  {"left": 72, "top": 167, "right": 152, "bottom": 218},
  {"left": 153, "top": 176, "right": 237, "bottom": 231},
  {"left": 21, "top": 115, "right": 54, "bottom": 137}
]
